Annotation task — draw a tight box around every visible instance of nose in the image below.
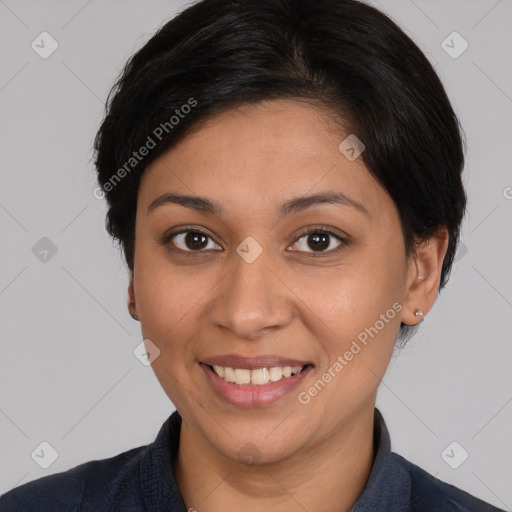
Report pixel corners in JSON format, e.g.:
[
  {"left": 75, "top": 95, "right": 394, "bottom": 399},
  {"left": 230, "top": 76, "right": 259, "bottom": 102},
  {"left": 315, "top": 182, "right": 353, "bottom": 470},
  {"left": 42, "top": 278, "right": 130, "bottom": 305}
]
[{"left": 208, "top": 244, "right": 293, "bottom": 340}]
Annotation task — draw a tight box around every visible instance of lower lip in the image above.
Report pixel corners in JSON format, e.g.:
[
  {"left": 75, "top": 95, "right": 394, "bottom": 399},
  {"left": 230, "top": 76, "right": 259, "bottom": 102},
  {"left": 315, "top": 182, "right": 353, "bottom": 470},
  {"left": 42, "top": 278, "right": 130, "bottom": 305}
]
[{"left": 200, "top": 363, "right": 313, "bottom": 408}]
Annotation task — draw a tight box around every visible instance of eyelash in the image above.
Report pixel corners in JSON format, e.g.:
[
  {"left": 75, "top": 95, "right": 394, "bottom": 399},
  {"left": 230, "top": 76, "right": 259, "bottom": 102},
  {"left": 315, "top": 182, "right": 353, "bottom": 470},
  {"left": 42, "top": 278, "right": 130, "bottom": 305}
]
[{"left": 161, "top": 225, "right": 349, "bottom": 258}]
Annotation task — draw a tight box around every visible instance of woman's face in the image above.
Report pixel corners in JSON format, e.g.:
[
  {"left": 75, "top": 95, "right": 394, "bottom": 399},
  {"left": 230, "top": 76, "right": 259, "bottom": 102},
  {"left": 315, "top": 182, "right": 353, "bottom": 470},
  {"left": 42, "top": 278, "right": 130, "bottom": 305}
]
[{"left": 131, "top": 99, "right": 420, "bottom": 463}]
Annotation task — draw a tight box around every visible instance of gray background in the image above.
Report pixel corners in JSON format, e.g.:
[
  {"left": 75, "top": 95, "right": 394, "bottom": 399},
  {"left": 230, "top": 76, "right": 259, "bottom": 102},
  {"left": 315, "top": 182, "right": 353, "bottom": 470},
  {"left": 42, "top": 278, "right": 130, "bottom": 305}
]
[{"left": 0, "top": 0, "right": 511, "bottom": 508}]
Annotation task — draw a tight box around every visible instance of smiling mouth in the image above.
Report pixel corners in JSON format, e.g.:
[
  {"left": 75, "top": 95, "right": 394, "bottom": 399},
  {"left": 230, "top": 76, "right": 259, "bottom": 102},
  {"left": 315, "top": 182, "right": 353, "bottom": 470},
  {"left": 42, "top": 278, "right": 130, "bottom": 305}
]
[{"left": 204, "top": 363, "right": 313, "bottom": 386}]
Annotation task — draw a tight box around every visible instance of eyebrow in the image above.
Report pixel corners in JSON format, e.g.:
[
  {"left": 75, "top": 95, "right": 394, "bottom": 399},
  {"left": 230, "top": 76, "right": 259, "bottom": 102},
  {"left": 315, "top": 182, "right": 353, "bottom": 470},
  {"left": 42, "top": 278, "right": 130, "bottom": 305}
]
[{"left": 147, "top": 191, "right": 370, "bottom": 219}]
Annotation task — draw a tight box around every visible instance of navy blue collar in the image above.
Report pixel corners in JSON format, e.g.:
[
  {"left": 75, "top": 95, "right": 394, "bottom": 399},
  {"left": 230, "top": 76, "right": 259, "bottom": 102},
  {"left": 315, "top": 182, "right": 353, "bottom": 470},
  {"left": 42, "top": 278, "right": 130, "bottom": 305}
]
[{"left": 349, "top": 408, "right": 411, "bottom": 511}]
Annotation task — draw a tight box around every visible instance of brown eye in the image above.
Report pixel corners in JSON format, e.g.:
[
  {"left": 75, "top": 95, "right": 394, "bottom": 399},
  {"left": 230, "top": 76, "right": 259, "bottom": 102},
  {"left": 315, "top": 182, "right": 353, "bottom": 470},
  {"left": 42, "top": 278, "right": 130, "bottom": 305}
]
[
  {"left": 167, "top": 230, "right": 221, "bottom": 252},
  {"left": 290, "top": 229, "right": 347, "bottom": 255},
  {"left": 306, "top": 233, "right": 331, "bottom": 251}
]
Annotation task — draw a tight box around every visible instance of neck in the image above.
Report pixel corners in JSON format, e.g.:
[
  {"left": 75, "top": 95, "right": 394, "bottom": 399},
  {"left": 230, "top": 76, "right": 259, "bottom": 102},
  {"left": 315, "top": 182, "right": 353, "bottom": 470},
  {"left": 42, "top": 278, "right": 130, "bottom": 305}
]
[{"left": 174, "top": 407, "right": 376, "bottom": 512}]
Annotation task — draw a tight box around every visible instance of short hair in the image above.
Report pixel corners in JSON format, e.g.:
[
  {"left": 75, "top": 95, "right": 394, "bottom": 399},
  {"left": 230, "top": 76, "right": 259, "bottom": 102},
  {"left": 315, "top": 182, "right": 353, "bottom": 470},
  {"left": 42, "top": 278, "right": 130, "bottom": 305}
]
[{"left": 93, "top": 0, "right": 467, "bottom": 345}]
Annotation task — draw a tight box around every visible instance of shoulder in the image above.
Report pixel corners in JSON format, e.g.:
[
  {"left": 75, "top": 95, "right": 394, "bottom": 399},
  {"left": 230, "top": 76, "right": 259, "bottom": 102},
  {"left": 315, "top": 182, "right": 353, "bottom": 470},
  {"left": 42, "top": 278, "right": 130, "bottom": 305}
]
[
  {"left": 0, "top": 444, "right": 147, "bottom": 512},
  {"left": 392, "top": 452, "right": 505, "bottom": 511}
]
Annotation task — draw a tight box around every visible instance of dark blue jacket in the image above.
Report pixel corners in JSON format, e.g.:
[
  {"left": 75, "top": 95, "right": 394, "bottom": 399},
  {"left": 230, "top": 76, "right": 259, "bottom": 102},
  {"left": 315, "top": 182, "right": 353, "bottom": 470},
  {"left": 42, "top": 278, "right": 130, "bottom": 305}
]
[{"left": 0, "top": 408, "right": 505, "bottom": 511}]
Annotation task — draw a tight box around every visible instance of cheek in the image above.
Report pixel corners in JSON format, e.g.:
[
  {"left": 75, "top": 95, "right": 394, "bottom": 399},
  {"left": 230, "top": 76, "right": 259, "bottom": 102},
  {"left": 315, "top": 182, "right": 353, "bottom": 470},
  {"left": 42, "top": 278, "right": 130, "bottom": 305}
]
[
  {"left": 134, "top": 245, "right": 202, "bottom": 353},
  {"left": 308, "top": 250, "right": 404, "bottom": 373},
  {"left": 314, "top": 253, "right": 403, "bottom": 331},
  {"left": 302, "top": 275, "right": 401, "bottom": 415},
  {"left": 134, "top": 252, "right": 206, "bottom": 409}
]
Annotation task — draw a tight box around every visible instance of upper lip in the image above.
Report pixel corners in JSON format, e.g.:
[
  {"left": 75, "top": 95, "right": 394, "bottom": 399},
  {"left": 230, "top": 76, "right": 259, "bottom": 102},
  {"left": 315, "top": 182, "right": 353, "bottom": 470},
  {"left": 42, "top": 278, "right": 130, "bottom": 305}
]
[{"left": 201, "top": 354, "right": 313, "bottom": 369}]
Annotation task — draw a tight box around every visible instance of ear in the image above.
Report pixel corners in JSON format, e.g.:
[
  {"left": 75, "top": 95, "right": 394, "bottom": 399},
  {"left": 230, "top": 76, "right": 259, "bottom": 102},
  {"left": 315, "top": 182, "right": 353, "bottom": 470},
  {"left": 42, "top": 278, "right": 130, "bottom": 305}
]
[
  {"left": 127, "top": 270, "right": 138, "bottom": 321},
  {"left": 401, "top": 226, "right": 449, "bottom": 326}
]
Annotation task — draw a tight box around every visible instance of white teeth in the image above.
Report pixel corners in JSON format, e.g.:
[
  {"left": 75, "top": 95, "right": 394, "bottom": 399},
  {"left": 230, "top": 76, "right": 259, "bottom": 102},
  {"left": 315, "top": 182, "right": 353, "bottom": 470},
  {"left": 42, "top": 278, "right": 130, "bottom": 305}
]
[
  {"left": 213, "top": 365, "right": 225, "bottom": 378},
  {"left": 224, "top": 367, "right": 235, "bottom": 383},
  {"left": 269, "top": 367, "right": 283, "bottom": 381},
  {"left": 210, "top": 364, "right": 305, "bottom": 385},
  {"left": 251, "top": 368, "right": 270, "bottom": 385},
  {"left": 234, "top": 369, "right": 251, "bottom": 385}
]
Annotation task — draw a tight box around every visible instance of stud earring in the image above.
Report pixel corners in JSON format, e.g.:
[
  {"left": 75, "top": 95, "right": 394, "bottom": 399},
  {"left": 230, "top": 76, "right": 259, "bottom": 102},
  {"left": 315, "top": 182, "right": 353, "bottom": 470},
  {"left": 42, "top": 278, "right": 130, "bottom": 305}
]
[{"left": 414, "top": 309, "right": 424, "bottom": 323}]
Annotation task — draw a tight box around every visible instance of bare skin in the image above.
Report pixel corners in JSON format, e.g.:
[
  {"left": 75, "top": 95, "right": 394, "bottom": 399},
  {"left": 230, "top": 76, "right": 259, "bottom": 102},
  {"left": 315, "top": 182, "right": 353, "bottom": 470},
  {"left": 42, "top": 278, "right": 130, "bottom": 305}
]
[{"left": 127, "top": 98, "right": 448, "bottom": 512}]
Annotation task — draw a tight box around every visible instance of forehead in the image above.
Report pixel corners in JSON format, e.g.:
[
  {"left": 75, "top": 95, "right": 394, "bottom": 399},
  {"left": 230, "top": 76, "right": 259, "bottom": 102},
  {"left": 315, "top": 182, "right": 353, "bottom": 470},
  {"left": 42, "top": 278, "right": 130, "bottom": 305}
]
[{"left": 138, "top": 99, "right": 389, "bottom": 219}]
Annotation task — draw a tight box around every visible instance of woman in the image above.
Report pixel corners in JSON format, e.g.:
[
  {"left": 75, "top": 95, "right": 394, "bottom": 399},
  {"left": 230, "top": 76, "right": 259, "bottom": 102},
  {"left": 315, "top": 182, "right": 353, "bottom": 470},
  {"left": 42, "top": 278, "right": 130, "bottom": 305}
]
[{"left": 0, "top": 0, "right": 505, "bottom": 510}]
